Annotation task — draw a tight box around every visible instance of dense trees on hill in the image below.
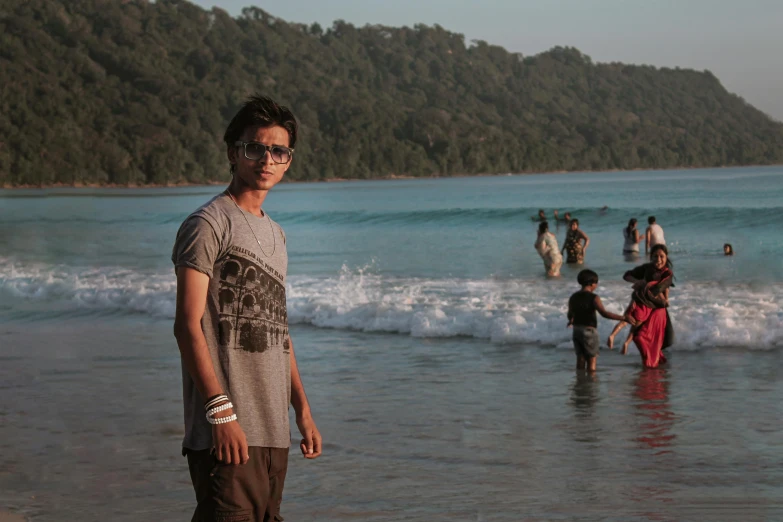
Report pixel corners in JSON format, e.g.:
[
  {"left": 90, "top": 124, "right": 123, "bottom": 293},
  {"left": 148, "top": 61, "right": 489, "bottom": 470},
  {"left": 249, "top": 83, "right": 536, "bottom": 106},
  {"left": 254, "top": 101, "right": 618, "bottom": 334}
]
[{"left": 2, "top": 0, "right": 782, "bottom": 186}]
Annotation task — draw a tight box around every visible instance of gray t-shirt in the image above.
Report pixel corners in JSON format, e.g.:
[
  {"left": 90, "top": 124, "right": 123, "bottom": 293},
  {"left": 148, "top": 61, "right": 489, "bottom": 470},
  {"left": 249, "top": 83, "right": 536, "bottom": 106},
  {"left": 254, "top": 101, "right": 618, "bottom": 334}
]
[{"left": 172, "top": 192, "right": 291, "bottom": 450}]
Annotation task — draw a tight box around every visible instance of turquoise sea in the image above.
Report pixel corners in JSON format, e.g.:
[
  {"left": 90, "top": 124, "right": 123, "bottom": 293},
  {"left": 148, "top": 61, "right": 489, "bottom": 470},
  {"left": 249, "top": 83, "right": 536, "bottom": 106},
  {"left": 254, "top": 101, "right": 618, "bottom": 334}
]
[{"left": 2, "top": 166, "right": 783, "bottom": 520}]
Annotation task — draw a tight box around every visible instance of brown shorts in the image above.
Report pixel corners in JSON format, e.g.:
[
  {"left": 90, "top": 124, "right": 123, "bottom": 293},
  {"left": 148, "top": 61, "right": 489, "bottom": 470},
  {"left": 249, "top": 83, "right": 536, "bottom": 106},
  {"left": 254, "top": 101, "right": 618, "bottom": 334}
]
[
  {"left": 573, "top": 325, "right": 600, "bottom": 359},
  {"left": 185, "top": 446, "right": 289, "bottom": 522}
]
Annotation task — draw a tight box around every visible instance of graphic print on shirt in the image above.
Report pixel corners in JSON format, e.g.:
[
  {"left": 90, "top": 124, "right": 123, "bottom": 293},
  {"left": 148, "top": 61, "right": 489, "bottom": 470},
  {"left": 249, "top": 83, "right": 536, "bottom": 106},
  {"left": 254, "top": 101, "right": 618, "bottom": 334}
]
[{"left": 216, "top": 246, "right": 289, "bottom": 354}]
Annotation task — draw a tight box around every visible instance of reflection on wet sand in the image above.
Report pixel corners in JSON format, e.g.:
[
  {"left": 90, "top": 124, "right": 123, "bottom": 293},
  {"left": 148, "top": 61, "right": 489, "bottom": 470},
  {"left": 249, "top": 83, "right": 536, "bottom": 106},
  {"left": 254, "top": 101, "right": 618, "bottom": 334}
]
[
  {"left": 570, "top": 371, "right": 601, "bottom": 414},
  {"left": 633, "top": 368, "right": 676, "bottom": 454}
]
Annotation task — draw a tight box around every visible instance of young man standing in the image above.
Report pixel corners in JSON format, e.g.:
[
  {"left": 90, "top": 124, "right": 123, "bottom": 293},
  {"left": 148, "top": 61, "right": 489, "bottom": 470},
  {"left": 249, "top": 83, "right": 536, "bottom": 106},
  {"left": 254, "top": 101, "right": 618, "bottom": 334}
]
[
  {"left": 644, "top": 215, "right": 666, "bottom": 255},
  {"left": 172, "top": 95, "right": 321, "bottom": 522}
]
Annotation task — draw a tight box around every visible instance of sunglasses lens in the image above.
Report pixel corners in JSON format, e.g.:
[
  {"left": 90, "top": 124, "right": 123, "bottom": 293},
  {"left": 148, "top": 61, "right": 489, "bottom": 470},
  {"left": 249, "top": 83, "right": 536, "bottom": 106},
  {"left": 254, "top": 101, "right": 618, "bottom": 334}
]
[
  {"left": 270, "top": 146, "right": 291, "bottom": 163},
  {"left": 244, "top": 143, "right": 266, "bottom": 161}
]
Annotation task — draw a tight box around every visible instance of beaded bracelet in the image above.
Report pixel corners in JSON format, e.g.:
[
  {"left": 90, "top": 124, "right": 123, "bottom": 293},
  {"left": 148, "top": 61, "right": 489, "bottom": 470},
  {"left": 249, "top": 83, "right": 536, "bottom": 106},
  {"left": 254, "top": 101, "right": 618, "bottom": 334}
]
[
  {"left": 205, "top": 399, "right": 229, "bottom": 411},
  {"left": 205, "top": 396, "right": 227, "bottom": 410},
  {"left": 206, "top": 401, "right": 233, "bottom": 417},
  {"left": 208, "top": 413, "right": 238, "bottom": 425},
  {"left": 204, "top": 393, "right": 227, "bottom": 404},
  {"left": 204, "top": 394, "right": 229, "bottom": 411},
  {"left": 206, "top": 402, "right": 236, "bottom": 424}
]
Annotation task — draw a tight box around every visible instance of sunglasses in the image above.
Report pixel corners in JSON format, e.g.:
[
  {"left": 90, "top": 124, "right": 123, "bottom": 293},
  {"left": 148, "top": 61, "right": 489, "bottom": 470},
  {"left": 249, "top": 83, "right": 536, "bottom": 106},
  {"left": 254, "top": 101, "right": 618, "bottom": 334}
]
[{"left": 235, "top": 141, "right": 293, "bottom": 164}]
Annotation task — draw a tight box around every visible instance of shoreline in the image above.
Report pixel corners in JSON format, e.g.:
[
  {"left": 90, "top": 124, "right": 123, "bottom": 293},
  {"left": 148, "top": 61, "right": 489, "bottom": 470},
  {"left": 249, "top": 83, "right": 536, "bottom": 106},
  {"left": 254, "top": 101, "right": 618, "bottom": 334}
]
[{"left": 2, "top": 163, "right": 781, "bottom": 190}]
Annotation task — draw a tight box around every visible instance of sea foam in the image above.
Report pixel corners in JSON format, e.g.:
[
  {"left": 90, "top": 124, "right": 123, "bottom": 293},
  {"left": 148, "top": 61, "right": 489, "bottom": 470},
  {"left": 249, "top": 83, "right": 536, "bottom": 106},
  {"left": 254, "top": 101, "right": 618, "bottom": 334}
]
[{"left": 2, "top": 258, "right": 781, "bottom": 349}]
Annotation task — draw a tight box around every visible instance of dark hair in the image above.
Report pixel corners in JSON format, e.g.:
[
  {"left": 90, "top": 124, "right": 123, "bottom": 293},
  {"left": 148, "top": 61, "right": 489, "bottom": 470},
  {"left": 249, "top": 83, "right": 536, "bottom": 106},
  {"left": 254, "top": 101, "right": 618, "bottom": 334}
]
[
  {"left": 648, "top": 216, "right": 656, "bottom": 224},
  {"left": 625, "top": 218, "right": 637, "bottom": 236},
  {"left": 724, "top": 243, "right": 734, "bottom": 255},
  {"left": 650, "top": 244, "right": 673, "bottom": 269},
  {"left": 538, "top": 221, "right": 549, "bottom": 235},
  {"left": 577, "top": 269, "right": 598, "bottom": 287},
  {"left": 570, "top": 218, "right": 579, "bottom": 227},
  {"left": 538, "top": 209, "right": 545, "bottom": 215},
  {"left": 223, "top": 94, "right": 298, "bottom": 150}
]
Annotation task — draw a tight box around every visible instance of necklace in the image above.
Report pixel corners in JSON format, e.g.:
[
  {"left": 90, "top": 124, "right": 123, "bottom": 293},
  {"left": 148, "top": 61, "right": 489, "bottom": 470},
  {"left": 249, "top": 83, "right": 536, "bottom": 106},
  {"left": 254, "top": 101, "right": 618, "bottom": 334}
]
[{"left": 225, "top": 189, "right": 276, "bottom": 258}]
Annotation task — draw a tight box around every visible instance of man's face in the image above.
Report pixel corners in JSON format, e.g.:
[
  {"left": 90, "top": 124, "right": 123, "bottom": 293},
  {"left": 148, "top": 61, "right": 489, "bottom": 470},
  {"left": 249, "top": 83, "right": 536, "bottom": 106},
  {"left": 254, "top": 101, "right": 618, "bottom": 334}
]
[{"left": 228, "top": 125, "right": 292, "bottom": 191}]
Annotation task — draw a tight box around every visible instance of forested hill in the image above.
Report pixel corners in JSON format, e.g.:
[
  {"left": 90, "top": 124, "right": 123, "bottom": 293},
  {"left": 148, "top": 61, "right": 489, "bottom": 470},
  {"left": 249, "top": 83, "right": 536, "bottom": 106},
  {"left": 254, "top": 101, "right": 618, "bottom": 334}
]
[{"left": 2, "top": 1, "right": 783, "bottom": 187}]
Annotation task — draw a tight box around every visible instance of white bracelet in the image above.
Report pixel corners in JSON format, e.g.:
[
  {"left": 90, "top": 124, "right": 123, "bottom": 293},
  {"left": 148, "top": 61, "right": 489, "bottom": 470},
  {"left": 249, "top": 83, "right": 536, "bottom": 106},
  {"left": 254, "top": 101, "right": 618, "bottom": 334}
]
[
  {"left": 206, "top": 402, "right": 234, "bottom": 418},
  {"left": 205, "top": 402, "right": 235, "bottom": 425},
  {"left": 204, "top": 394, "right": 229, "bottom": 411},
  {"left": 208, "top": 413, "right": 237, "bottom": 425}
]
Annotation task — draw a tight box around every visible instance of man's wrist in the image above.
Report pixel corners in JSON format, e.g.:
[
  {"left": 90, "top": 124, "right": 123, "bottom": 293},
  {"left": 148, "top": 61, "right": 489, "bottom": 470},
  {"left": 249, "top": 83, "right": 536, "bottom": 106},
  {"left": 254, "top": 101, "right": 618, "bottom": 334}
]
[
  {"left": 213, "top": 407, "right": 235, "bottom": 418},
  {"left": 294, "top": 406, "right": 312, "bottom": 420},
  {"left": 206, "top": 401, "right": 237, "bottom": 424}
]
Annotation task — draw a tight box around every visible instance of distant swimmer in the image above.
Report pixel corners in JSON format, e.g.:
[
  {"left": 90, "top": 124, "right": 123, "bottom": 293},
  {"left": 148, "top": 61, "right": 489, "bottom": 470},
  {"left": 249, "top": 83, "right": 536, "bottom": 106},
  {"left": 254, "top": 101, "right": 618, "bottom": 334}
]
[
  {"left": 724, "top": 243, "right": 734, "bottom": 256},
  {"left": 598, "top": 205, "right": 609, "bottom": 216},
  {"left": 553, "top": 209, "right": 568, "bottom": 228},
  {"left": 559, "top": 211, "right": 572, "bottom": 223},
  {"left": 532, "top": 209, "right": 547, "bottom": 222},
  {"left": 644, "top": 216, "right": 665, "bottom": 256},
  {"left": 562, "top": 219, "right": 590, "bottom": 264}
]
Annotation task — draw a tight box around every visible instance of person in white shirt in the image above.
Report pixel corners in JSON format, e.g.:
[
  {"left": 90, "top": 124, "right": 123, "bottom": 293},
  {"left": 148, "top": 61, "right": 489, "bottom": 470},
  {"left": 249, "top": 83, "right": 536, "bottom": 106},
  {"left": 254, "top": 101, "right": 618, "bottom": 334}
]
[{"left": 645, "top": 215, "right": 665, "bottom": 255}]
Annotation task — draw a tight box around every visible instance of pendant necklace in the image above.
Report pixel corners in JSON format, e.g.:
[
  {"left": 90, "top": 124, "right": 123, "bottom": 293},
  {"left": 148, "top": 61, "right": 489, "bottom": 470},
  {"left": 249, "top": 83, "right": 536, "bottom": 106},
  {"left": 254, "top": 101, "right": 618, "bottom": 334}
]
[{"left": 225, "top": 189, "right": 276, "bottom": 257}]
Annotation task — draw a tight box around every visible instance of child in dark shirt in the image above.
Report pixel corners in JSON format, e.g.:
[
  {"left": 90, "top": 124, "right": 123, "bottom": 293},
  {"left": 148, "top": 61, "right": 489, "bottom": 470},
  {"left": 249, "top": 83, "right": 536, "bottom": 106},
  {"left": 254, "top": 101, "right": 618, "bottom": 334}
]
[{"left": 567, "top": 269, "right": 628, "bottom": 371}]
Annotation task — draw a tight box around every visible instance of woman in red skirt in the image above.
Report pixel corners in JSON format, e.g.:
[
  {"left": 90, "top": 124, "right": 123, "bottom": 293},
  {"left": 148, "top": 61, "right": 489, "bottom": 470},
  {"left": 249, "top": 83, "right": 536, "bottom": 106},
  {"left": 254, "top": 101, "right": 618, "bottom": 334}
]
[{"left": 609, "top": 244, "right": 675, "bottom": 368}]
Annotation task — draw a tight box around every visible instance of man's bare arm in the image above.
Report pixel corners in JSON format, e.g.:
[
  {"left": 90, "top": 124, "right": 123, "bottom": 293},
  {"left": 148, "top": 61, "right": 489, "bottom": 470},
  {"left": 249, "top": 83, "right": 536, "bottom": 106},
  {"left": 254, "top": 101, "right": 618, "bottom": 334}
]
[
  {"left": 174, "top": 267, "right": 248, "bottom": 465},
  {"left": 173, "top": 267, "right": 223, "bottom": 399},
  {"left": 289, "top": 337, "right": 322, "bottom": 459}
]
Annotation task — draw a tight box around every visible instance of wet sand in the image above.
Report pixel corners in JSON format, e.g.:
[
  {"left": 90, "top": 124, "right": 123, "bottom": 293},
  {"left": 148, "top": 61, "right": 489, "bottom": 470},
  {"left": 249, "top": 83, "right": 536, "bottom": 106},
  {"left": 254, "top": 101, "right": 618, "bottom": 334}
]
[{"left": 2, "top": 319, "right": 783, "bottom": 520}]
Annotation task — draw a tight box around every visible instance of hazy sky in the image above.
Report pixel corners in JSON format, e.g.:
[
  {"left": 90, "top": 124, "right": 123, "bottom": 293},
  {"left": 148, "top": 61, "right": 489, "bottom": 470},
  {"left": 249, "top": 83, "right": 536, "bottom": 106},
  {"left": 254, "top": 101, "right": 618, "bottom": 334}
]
[{"left": 190, "top": 0, "right": 783, "bottom": 121}]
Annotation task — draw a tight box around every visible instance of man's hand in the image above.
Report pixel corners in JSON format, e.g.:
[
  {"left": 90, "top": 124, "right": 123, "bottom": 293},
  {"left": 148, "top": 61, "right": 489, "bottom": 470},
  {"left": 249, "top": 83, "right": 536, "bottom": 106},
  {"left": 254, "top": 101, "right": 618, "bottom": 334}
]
[
  {"left": 296, "top": 414, "right": 322, "bottom": 459},
  {"left": 212, "top": 414, "right": 249, "bottom": 465}
]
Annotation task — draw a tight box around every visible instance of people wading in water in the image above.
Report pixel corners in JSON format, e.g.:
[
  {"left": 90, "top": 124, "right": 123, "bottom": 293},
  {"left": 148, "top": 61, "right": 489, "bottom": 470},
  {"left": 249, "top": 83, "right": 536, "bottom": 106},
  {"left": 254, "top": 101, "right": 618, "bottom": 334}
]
[
  {"left": 644, "top": 215, "right": 665, "bottom": 256},
  {"left": 534, "top": 221, "right": 563, "bottom": 277},
  {"left": 623, "top": 218, "right": 641, "bottom": 261},
  {"left": 562, "top": 219, "right": 589, "bottom": 265},
  {"left": 607, "top": 244, "right": 675, "bottom": 368}
]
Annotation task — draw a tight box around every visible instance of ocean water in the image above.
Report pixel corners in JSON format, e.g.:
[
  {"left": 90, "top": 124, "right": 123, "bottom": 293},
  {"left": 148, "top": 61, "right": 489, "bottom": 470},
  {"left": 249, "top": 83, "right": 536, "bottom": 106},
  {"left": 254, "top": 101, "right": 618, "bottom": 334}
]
[{"left": 1, "top": 166, "right": 783, "bottom": 520}]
